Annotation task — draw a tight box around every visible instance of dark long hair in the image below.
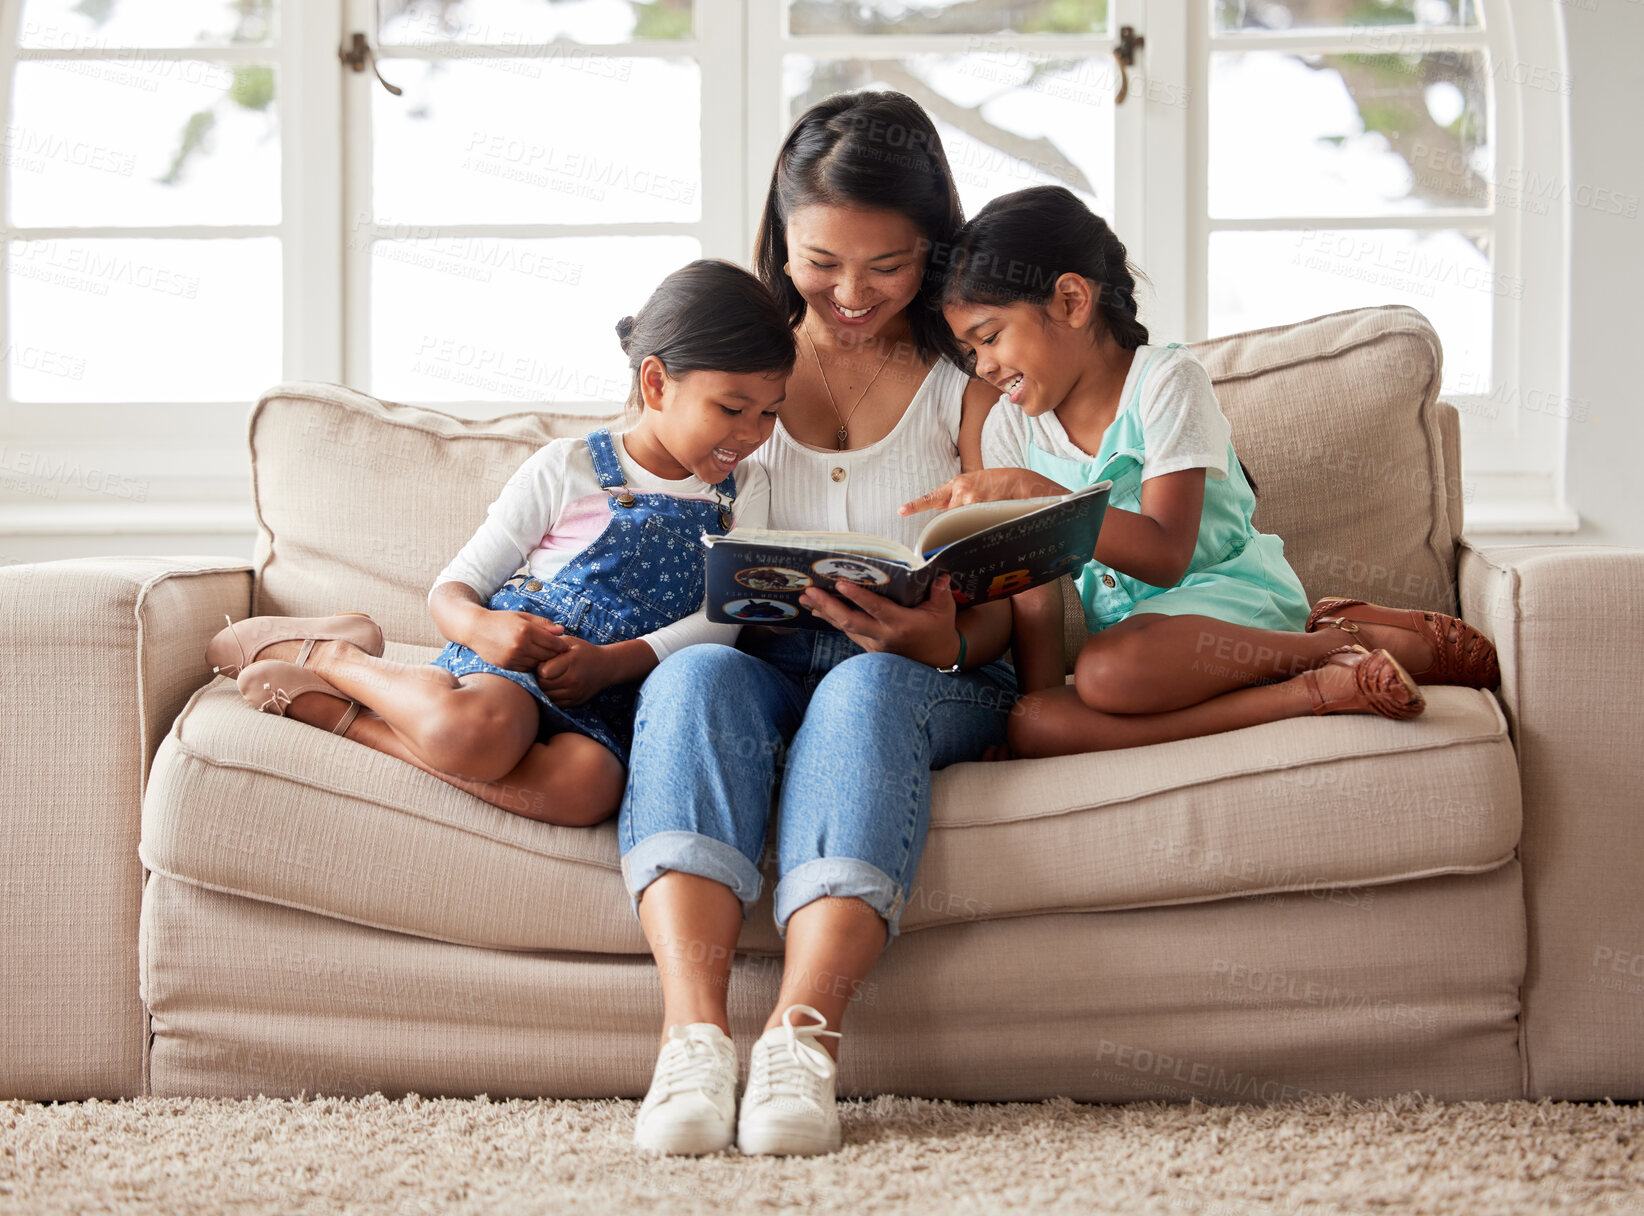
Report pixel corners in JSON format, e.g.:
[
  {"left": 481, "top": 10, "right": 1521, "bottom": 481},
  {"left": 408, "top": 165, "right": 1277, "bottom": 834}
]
[
  {"left": 616, "top": 259, "right": 796, "bottom": 408},
  {"left": 944, "top": 186, "right": 1258, "bottom": 493},
  {"left": 753, "top": 90, "right": 967, "bottom": 367},
  {"left": 941, "top": 185, "right": 1149, "bottom": 351}
]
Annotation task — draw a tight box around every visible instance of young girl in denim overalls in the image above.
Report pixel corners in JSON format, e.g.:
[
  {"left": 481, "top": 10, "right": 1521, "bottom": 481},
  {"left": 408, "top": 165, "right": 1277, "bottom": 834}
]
[
  {"left": 909, "top": 186, "right": 1500, "bottom": 757},
  {"left": 206, "top": 260, "right": 794, "bottom": 824}
]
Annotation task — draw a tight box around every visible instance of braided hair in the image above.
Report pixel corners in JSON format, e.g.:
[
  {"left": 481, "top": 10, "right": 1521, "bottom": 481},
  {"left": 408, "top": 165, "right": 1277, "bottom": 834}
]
[{"left": 940, "top": 185, "right": 1149, "bottom": 351}]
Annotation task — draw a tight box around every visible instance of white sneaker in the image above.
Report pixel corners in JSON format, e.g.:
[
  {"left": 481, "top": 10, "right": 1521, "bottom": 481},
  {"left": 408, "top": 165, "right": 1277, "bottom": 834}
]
[
  {"left": 736, "top": 1004, "right": 844, "bottom": 1156},
  {"left": 633, "top": 1022, "right": 738, "bottom": 1155}
]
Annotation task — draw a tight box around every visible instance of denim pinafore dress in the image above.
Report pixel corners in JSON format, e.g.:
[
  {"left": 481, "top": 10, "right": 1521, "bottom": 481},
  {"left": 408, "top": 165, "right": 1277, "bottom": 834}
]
[
  {"left": 1025, "top": 344, "right": 1309, "bottom": 635},
  {"left": 431, "top": 427, "right": 736, "bottom": 763}
]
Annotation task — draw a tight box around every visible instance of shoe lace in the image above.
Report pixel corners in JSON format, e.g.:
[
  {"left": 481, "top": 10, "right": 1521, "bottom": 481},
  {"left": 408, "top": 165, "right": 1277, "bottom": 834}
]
[
  {"left": 755, "top": 1005, "right": 842, "bottom": 1106},
  {"left": 213, "top": 612, "right": 246, "bottom": 677},
  {"left": 652, "top": 1026, "right": 728, "bottom": 1100},
  {"left": 253, "top": 683, "right": 296, "bottom": 715}
]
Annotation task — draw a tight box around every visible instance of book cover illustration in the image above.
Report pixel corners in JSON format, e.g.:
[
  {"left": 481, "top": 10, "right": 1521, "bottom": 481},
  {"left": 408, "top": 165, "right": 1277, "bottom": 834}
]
[{"left": 703, "top": 481, "right": 1111, "bottom": 630}]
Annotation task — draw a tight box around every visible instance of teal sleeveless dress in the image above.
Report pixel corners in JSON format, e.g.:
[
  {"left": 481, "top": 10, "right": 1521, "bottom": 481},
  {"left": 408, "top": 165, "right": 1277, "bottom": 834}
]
[{"left": 1024, "top": 344, "right": 1309, "bottom": 635}]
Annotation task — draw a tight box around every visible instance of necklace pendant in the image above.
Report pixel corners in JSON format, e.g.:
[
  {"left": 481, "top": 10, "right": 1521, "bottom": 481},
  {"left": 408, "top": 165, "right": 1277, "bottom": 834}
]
[{"left": 836, "top": 425, "right": 848, "bottom": 450}]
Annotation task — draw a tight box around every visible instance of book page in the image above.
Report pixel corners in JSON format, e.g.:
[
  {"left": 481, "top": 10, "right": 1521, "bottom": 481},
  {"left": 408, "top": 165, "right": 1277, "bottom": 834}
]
[
  {"left": 704, "top": 528, "right": 918, "bottom": 566},
  {"left": 914, "top": 495, "right": 1070, "bottom": 556}
]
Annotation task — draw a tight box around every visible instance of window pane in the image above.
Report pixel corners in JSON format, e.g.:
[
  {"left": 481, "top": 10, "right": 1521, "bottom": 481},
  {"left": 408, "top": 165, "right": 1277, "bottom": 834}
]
[
  {"left": 1211, "top": 50, "right": 1489, "bottom": 217},
  {"left": 379, "top": 0, "right": 693, "bottom": 45},
  {"left": 1213, "top": 0, "right": 1480, "bottom": 33},
  {"left": 369, "top": 236, "right": 699, "bottom": 403},
  {"left": 7, "top": 61, "right": 280, "bottom": 227},
  {"left": 1209, "top": 229, "right": 1496, "bottom": 390},
  {"left": 7, "top": 238, "right": 282, "bottom": 401},
  {"left": 19, "top": 0, "right": 275, "bottom": 47},
  {"left": 372, "top": 58, "right": 699, "bottom": 225},
  {"left": 789, "top": 0, "right": 1108, "bottom": 37},
  {"left": 785, "top": 58, "right": 1114, "bottom": 218}
]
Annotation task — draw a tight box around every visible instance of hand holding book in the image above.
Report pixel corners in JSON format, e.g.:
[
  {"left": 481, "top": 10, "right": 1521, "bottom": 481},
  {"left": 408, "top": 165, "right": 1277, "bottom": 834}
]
[
  {"left": 798, "top": 572, "right": 964, "bottom": 666},
  {"left": 701, "top": 474, "right": 1111, "bottom": 631}
]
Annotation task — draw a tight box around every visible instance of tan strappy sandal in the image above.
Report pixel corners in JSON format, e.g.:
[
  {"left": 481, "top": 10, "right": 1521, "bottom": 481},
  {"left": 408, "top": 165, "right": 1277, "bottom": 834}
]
[
  {"left": 236, "top": 660, "right": 361, "bottom": 736},
  {"left": 1298, "top": 645, "right": 1426, "bottom": 721},
  {"left": 207, "top": 612, "right": 384, "bottom": 679},
  {"left": 1306, "top": 598, "right": 1499, "bottom": 690}
]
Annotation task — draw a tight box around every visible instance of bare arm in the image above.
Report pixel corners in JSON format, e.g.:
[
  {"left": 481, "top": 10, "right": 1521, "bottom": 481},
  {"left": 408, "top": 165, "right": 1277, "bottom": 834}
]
[
  {"left": 958, "top": 598, "right": 1012, "bottom": 668},
  {"left": 799, "top": 576, "right": 1012, "bottom": 670},
  {"left": 902, "top": 466, "right": 1208, "bottom": 590},
  {"left": 1089, "top": 468, "right": 1205, "bottom": 589},
  {"left": 958, "top": 377, "right": 1000, "bottom": 473},
  {"left": 1008, "top": 583, "right": 1067, "bottom": 695},
  {"left": 429, "top": 580, "right": 494, "bottom": 647},
  {"left": 429, "top": 579, "right": 567, "bottom": 671}
]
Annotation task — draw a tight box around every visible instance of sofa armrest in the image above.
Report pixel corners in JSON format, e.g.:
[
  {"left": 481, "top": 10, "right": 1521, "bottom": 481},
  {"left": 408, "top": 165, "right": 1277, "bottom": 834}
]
[
  {"left": 1459, "top": 541, "right": 1644, "bottom": 1099},
  {"left": 0, "top": 557, "right": 252, "bottom": 1099}
]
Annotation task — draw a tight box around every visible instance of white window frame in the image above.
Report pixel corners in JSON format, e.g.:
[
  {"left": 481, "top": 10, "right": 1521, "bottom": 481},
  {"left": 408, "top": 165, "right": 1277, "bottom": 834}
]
[
  {"left": 341, "top": 0, "right": 748, "bottom": 416},
  {"left": 1167, "top": 0, "right": 1574, "bottom": 533},
  {"left": 0, "top": 0, "right": 339, "bottom": 538},
  {"left": 0, "top": 0, "right": 1574, "bottom": 545}
]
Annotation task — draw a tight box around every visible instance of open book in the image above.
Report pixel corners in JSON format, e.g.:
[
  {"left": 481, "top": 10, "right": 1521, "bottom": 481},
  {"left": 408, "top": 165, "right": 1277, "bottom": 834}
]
[{"left": 703, "top": 481, "right": 1111, "bottom": 629}]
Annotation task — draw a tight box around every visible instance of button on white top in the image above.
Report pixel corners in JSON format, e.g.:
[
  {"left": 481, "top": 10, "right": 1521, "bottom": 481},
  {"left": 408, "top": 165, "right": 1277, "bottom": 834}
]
[{"left": 749, "top": 360, "right": 967, "bottom": 550}]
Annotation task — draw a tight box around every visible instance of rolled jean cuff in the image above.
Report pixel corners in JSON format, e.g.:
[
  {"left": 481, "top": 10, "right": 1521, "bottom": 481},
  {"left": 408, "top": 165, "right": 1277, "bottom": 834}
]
[
  {"left": 620, "top": 831, "right": 763, "bottom": 921},
  {"left": 774, "top": 857, "right": 906, "bottom": 940}
]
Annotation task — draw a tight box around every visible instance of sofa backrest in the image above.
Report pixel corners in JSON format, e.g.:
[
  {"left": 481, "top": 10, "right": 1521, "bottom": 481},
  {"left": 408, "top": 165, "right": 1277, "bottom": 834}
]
[
  {"left": 251, "top": 306, "right": 1462, "bottom": 653},
  {"left": 1200, "top": 305, "right": 1462, "bottom": 614},
  {"left": 250, "top": 383, "right": 605, "bottom": 646}
]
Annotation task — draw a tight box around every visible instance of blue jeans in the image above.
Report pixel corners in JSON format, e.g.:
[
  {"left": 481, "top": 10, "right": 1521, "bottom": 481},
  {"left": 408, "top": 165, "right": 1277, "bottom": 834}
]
[{"left": 618, "top": 628, "right": 1017, "bottom": 938}]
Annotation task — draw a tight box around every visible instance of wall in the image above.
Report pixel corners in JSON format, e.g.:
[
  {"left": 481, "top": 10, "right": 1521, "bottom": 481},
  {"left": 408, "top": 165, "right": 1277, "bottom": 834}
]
[{"left": 1562, "top": 0, "right": 1644, "bottom": 547}]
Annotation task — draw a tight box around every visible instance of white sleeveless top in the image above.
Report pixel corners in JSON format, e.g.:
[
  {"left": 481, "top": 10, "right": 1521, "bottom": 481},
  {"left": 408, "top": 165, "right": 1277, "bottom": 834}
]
[{"left": 748, "top": 358, "right": 967, "bottom": 551}]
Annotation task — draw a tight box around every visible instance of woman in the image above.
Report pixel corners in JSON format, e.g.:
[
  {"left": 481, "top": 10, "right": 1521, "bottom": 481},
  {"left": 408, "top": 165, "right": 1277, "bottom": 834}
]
[{"left": 623, "top": 91, "right": 1016, "bottom": 1157}]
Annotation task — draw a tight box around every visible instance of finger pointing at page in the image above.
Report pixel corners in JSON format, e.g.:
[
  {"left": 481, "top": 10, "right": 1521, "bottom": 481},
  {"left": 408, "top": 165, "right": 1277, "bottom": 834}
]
[{"left": 900, "top": 479, "right": 958, "bottom": 515}]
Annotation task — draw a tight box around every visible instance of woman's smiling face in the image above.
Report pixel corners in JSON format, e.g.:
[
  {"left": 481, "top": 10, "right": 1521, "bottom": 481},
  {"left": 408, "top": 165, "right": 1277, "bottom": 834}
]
[{"left": 785, "top": 205, "right": 927, "bottom": 343}]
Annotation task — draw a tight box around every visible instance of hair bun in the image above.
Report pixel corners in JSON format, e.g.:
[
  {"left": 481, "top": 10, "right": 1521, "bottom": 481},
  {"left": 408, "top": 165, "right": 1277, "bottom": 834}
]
[{"left": 615, "top": 315, "right": 637, "bottom": 351}]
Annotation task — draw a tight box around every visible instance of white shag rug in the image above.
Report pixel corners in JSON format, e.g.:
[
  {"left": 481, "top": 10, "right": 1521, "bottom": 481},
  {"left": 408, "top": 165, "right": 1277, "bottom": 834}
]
[{"left": 3, "top": 1092, "right": 1642, "bottom": 1215}]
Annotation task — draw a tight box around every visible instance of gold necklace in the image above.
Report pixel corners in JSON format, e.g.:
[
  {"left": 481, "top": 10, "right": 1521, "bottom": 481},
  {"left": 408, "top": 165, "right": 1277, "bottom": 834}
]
[{"left": 803, "top": 326, "right": 897, "bottom": 451}]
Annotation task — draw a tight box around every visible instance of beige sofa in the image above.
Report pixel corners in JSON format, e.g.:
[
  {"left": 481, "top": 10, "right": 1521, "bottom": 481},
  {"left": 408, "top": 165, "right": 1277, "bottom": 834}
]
[{"left": 4, "top": 306, "right": 1640, "bottom": 1104}]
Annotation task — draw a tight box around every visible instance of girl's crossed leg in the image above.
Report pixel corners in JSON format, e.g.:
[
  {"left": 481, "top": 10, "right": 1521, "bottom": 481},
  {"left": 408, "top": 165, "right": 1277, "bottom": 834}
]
[
  {"left": 1012, "top": 611, "right": 1427, "bottom": 757},
  {"left": 249, "top": 638, "right": 623, "bottom": 827}
]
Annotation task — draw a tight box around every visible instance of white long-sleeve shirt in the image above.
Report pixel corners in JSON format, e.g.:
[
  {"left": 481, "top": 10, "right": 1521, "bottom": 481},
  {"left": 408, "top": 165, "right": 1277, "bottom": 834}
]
[{"left": 432, "top": 429, "right": 770, "bottom": 662}]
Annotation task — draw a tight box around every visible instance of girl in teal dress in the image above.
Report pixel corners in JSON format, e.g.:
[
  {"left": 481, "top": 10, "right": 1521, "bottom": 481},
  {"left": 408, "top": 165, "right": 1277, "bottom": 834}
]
[{"left": 904, "top": 186, "right": 1500, "bottom": 758}]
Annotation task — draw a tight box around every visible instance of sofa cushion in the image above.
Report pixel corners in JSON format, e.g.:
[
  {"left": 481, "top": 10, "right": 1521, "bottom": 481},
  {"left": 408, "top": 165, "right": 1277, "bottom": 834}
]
[
  {"left": 141, "top": 650, "right": 1519, "bottom": 956},
  {"left": 1195, "top": 305, "right": 1461, "bottom": 614},
  {"left": 142, "top": 867, "right": 1525, "bottom": 1101},
  {"left": 249, "top": 382, "right": 611, "bottom": 648}
]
